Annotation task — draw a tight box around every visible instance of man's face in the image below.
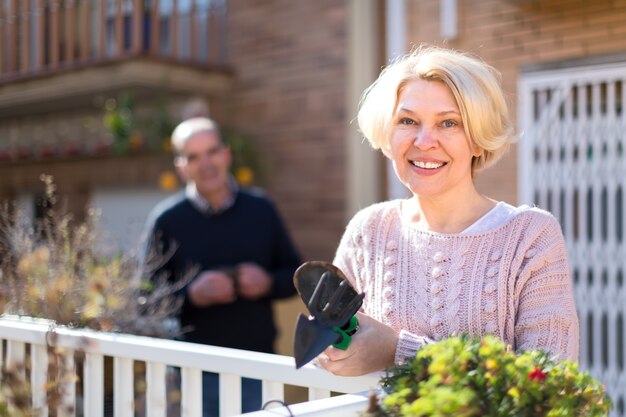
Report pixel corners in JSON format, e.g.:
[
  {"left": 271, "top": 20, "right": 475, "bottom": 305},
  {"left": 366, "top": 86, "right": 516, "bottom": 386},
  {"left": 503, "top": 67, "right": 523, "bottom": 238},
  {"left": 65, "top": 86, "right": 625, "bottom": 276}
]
[{"left": 176, "top": 131, "right": 232, "bottom": 198}]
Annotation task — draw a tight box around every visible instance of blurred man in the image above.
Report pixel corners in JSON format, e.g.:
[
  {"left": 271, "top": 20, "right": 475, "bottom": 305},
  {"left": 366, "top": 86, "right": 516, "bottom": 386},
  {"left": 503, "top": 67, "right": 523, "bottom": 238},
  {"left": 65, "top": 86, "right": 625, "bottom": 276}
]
[{"left": 145, "top": 117, "right": 301, "bottom": 416}]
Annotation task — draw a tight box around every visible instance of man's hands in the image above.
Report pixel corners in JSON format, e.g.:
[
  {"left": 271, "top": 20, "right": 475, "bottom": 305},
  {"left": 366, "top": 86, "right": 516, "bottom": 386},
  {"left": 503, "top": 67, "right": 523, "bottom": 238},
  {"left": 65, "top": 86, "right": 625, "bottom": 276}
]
[
  {"left": 188, "top": 270, "right": 236, "bottom": 307},
  {"left": 237, "top": 262, "right": 273, "bottom": 300},
  {"left": 187, "top": 263, "right": 272, "bottom": 307},
  {"left": 317, "top": 313, "right": 398, "bottom": 376}
]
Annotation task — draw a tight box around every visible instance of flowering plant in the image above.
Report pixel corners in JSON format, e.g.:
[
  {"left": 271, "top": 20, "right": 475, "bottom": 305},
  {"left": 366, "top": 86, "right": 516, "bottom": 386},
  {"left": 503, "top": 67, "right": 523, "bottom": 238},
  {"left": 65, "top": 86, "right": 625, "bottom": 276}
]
[{"left": 375, "top": 335, "right": 611, "bottom": 417}]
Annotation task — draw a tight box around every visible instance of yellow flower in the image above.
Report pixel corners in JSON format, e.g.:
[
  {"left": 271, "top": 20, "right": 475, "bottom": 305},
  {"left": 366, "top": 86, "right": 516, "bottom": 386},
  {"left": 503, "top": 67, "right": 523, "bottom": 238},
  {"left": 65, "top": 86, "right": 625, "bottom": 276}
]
[
  {"left": 129, "top": 131, "right": 143, "bottom": 150},
  {"left": 27, "top": 286, "right": 42, "bottom": 299},
  {"left": 235, "top": 166, "right": 254, "bottom": 186},
  {"left": 32, "top": 246, "right": 51, "bottom": 263},
  {"left": 83, "top": 301, "right": 101, "bottom": 320},
  {"left": 508, "top": 387, "right": 520, "bottom": 398},
  {"left": 107, "top": 295, "right": 122, "bottom": 309},
  {"left": 17, "top": 246, "right": 50, "bottom": 276},
  {"left": 428, "top": 360, "right": 446, "bottom": 375},
  {"left": 159, "top": 171, "right": 179, "bottom": 191},
  {"left": 515, "top": 355, "right": 532, "bottom": 368}
]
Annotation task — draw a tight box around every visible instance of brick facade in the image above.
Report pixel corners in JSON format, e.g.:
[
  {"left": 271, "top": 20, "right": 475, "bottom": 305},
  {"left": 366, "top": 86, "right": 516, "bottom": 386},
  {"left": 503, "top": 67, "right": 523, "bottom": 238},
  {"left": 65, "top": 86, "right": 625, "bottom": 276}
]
[{"left": 214, "top": 0, "right": 351, "bottom": 262}]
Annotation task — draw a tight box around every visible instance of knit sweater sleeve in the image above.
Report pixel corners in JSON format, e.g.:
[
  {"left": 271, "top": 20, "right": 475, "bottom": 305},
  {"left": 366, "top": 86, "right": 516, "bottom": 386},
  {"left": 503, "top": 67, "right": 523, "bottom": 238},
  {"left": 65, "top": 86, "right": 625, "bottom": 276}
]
[
  {"left": 394, "top": 331, "right": 434, "bottom": 364},
  {"left": 513, "top": 213, "right": 579, "bottom": 362}
]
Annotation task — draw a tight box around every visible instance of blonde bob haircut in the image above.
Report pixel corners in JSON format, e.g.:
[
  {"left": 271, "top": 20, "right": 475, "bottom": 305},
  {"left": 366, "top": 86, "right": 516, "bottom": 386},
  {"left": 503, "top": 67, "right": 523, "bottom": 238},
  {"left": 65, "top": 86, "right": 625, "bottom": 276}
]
[{"left": 357, "top": 45, "right": 515, "bottom": 174}]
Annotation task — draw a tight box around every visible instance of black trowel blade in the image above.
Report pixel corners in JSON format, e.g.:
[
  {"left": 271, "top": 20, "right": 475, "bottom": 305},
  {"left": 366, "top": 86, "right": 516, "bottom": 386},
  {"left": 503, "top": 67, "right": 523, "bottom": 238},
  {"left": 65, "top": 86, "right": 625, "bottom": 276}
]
[{"left": 293, "top": 313, "right": 340, "bottom": 369}]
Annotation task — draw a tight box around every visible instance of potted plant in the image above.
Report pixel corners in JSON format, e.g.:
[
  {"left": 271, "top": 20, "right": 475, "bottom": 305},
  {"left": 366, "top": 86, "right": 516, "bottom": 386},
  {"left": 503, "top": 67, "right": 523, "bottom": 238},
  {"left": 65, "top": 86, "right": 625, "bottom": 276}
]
[{"left": 365, "top": 334, "right": 611, "bottom": 417}]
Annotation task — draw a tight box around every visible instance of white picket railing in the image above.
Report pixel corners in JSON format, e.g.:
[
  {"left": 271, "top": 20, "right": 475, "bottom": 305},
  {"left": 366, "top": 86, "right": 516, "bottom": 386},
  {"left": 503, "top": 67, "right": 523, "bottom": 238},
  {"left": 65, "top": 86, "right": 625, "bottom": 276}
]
[{"left": 0, "top": 315, "right": 380, "bottom": 417}]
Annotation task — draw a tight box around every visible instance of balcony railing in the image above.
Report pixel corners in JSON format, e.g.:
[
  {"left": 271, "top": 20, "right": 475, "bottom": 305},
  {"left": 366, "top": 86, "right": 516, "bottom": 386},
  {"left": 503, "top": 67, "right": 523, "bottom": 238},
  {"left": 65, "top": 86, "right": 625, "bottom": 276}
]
[
  {"left": 0, "top": 315, "right": 380, "bottom": 416},
  {"left": 0, "top": 0, "right": 228, "bottom": 82}
]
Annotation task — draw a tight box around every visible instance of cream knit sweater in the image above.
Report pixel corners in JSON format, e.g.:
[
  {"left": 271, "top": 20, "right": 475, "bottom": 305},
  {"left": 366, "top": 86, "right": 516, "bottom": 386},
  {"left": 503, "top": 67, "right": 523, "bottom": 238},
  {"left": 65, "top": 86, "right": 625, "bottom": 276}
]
[{"left": 333, "top": 200, "right": 579, "bottom": 364}]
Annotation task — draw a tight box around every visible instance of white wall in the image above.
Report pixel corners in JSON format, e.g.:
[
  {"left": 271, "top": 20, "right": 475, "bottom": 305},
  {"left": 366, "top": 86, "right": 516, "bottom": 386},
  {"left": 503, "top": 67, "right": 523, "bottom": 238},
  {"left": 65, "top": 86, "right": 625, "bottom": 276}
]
[{"left": 90, "top": 188, "right": 174, "bottom": 255}]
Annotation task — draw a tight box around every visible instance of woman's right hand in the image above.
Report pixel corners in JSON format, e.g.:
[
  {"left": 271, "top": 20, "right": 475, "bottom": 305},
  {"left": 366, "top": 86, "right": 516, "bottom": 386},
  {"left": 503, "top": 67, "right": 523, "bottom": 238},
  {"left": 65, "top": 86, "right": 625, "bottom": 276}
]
[{"left": 317, "top": 312, "right": 398, "bottom": 376}]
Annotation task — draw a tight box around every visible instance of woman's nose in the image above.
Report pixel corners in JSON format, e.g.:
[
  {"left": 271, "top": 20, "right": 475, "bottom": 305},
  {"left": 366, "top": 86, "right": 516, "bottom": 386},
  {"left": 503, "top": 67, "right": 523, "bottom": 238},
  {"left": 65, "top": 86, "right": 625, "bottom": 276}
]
[{"left": 413, "top": 128, "right": 438, "bottom": 149}]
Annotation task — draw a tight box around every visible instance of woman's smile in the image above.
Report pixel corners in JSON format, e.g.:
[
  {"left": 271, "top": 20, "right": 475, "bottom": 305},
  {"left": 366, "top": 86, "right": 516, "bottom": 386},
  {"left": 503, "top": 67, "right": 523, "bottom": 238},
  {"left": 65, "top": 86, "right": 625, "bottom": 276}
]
[{"left": 390, "top": 79, "right": 474, "bottom": 198}]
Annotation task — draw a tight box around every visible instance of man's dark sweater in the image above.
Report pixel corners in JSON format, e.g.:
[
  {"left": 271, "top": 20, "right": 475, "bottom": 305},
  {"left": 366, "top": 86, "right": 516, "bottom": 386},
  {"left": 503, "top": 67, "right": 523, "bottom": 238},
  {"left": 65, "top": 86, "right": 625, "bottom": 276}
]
[{"left": 146, "top": 189, "right": 301, "bottom": 353}]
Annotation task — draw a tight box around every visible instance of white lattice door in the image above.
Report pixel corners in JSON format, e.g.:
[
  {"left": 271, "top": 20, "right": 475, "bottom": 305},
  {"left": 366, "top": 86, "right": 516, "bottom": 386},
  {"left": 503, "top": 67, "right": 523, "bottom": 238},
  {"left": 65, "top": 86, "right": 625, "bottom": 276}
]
[{"left": 519, "top": 62, "right": 626, "bottom": 417}]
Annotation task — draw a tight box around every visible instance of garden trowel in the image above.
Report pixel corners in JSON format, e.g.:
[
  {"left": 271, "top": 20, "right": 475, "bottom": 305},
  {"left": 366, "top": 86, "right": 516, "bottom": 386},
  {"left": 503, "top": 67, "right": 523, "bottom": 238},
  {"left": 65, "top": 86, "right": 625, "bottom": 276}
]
[{"left": 292, "top": 261, "right": 365, "bottom": 369}]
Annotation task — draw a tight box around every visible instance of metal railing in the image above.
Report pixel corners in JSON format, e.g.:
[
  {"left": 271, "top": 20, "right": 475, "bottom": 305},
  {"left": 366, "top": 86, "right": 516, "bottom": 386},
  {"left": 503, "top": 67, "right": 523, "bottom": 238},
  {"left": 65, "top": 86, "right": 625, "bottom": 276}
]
[
  {"left": 0, "top": 315, "right": 380, "bottom": 416},
  {"left": 519, "top": 62, "right": 626, "bottom": 417},
  {"left": 0, "top": 0, "right": 228, "bottom": 81}
]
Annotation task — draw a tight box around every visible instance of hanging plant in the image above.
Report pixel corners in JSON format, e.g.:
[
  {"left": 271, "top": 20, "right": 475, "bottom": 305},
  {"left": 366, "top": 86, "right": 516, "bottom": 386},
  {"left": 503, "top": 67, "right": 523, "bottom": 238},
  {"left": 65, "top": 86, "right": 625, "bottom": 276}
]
[{"left": 102, "top": 92, "right": 175, "bottom": 155}]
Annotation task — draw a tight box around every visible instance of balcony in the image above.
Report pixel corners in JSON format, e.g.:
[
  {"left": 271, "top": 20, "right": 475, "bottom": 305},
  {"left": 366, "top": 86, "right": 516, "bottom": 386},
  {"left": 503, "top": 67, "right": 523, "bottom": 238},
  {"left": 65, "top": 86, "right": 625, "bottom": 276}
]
[{"left": 0, "top": 0, "right": 234, "bottom": 119}]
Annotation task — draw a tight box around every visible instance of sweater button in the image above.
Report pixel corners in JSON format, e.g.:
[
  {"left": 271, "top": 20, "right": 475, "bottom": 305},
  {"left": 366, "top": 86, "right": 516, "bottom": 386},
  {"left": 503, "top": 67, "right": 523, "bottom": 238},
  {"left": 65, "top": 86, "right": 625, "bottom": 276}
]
[
  {"left": 433, "top": 251, "right": 445, "bottom": 263},
  {"left": 386, "top": 240, "right": 397, "bottom": 250},
  {"left": 490, "top": 251, "right": 502, "bottom": 262},
  {"left": 430, "top": 315, "right": 443, "bottom": 328},
  {"left": 384, "top": 256, "right": 396, "bottom": 266},
  {"left": 356, "top": 250, "right": 364, "bottom": 264},
  {"left": 483, "top": 282, "right": 497, "bottom": 294},
  {"left": 383, "top": 303, "right": 393, "bottom": 316},
  {"left": 431, "top": 282, "right": 443, "bottom": 295},
  {"left": 431, "top": 267, "right": 443, "bottom": 279},
  {"left": 383, "top": 271, "right": 394, "bottom": 282},
  {"left": 431, "top": 297, "right": 444, "bottom": 310},
  {"left": 383, "top": 286, "right": 393, "bottom": 299},
  {"left": 363, "top": 283, "right": 372, "bottom": 295}
]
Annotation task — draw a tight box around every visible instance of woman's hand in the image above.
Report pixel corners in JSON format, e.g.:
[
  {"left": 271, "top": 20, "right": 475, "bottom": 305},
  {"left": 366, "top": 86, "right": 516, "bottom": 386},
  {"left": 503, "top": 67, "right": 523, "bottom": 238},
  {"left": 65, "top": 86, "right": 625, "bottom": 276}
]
[{"left": 317, "top": 313, "right": 398, "bottom": 376}]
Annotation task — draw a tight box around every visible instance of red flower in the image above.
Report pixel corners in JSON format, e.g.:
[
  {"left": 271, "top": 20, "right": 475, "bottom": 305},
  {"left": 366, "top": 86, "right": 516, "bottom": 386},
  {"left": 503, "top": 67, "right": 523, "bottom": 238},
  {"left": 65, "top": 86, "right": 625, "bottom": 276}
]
[{"left": 529, "top": 368, "right": 547, "bottom": 382}]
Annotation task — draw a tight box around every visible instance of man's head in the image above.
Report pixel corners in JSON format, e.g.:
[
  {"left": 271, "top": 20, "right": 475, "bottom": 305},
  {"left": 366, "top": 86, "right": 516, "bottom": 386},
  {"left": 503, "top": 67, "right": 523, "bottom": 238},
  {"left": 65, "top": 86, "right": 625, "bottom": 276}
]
[{"left": 171, "top": 117, "right": 232, "bottom": 200}]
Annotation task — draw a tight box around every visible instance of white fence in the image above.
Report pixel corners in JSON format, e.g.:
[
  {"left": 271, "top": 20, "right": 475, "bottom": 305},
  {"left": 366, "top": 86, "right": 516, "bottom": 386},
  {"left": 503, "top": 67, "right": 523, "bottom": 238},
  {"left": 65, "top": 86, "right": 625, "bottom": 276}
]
[{"left": 0, "top": 315, "right": 380, "bottom": 417}]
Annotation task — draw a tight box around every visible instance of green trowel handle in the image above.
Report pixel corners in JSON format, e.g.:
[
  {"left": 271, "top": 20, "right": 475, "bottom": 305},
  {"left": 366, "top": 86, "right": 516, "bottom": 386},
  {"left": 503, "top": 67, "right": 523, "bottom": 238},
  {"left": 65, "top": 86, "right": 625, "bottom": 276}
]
[{"left": 331, "top": 315, "right": 359, "bottom": 350}]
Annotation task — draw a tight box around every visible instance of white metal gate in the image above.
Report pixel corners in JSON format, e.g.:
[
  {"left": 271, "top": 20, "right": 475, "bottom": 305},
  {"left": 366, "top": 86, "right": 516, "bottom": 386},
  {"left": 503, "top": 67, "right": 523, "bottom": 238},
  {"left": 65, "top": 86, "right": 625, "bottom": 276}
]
[{"left": 519, "top": 62, "right": 626, "bottom": 417}]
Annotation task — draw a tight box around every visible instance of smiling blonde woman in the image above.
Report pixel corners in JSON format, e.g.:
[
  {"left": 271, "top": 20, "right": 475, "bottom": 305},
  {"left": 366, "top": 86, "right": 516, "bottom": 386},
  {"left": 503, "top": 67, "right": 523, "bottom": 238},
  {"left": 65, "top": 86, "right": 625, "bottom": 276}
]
[{"left": 317, "top": 45, "right": 579, "bottom": 377}]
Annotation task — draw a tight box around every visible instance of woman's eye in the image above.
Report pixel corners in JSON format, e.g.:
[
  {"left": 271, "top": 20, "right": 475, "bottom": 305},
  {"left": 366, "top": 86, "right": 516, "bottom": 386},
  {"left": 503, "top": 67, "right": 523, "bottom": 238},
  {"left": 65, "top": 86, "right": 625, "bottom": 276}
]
[
  {"left": 400, "top": 118, "right": 415, "bottom": 125},
  {"left": 442, "top": 120, "right": 457, "bottom": 128}
]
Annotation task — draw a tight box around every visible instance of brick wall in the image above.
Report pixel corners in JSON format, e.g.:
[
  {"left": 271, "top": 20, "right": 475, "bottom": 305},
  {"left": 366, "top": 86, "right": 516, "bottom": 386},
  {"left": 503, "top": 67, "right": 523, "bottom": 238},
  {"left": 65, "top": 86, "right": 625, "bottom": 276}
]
[
  {"left": 213, "top": 1, "right": 351, "bottom": 360},
  {"left": 215, "top": 0, "right": 350, "bottom": 263},
  {"left": 407, "top": 0, "right": 626, "bottom": 205}
]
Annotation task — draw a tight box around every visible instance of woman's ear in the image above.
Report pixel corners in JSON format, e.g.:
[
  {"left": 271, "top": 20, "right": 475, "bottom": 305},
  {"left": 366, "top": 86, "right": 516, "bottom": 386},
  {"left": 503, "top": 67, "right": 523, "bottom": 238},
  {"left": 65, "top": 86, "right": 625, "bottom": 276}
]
[{"left": 471, "top": 142, "right": 483, "bottom": 158}]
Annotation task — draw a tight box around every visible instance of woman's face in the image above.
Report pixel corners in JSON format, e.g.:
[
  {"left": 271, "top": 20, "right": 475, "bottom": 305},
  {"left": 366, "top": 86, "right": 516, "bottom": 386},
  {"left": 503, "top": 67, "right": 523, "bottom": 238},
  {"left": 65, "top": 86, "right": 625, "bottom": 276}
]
[{"left": 389, "top": 78, "right": 478, "bottom": 199}]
